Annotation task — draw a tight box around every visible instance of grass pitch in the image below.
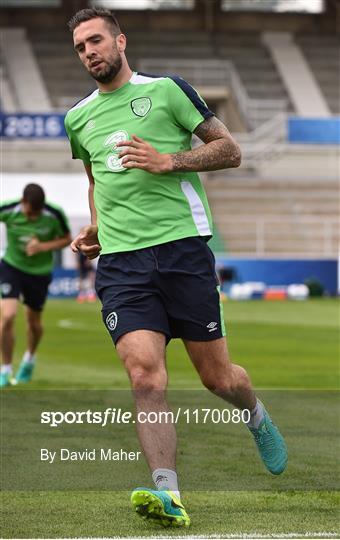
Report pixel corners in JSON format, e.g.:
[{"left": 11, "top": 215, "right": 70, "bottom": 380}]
[{"left": 1, "top": 298, "right": 339, "bottom": 538}]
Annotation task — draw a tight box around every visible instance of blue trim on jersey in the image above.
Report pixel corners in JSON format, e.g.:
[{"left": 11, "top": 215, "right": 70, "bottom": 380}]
[
  {"left": 68, "top": 88, "right": 97, "bottom": 111},
  {"left": 0, "top": 200, "right": 69, "bottom": 235},
  {"left": 0, "top": 200, "right": 19, "bottom": 213},
  {"left": 137, "top": 71, "right": 214, "bottom": 121},
  {"left": 137, "top": 71, "right": 163, "bottom": 79},
  {"left": 168, "top": 75, "right": 214, "bottom": 120},
  {"left": 44, "top": 203, "right": 70, "bottom": 235}
]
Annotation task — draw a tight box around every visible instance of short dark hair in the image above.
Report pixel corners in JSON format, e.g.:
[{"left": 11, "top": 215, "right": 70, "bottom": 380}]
[
  {"left": 22, "top": 183, "right": 45, "bottom": 212},
  {"left": 67, "top": 8, "right": 121, "bottom": 35}
]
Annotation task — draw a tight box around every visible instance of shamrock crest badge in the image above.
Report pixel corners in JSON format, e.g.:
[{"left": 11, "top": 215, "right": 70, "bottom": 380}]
[{"left": 131, "top": 97, "right": 152, "bottom": 117}]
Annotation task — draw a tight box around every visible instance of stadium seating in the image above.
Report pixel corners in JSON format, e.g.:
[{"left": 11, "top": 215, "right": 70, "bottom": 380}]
[
  {"left": 0, "top": 28, "right": 51, "bottom": 112},
  {"left": 215, "top": 32, "right": 291, "bottom": 105},
  {"left": 295, "top": 34, "right": 340, "bottom": 114},
  {"left": 0, "top": 61, "right": 17, "bottom": 112},
  {"left": 204, "top": 175, "right": 339, "bottom": 256},
  {"left": 26, "top": 29, "right": 339, "bottom": 124},
  {"left": 138, "top": 32, "right": 291, "bottom": 128},
  {"left": 28, "top": 29, "right": 293, "bottom": 120},
  {"left": 1, "top": 21, "right": 338, "bottom": 259},
  {"left": 29, "top": 30, "right": 94, "bottom": 109}
]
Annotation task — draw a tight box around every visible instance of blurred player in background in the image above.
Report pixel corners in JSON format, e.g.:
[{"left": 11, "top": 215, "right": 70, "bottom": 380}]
[
  {"left": 0, "top": 183, "right": 71, "bottom": 387},
  {"left": 66, "top": 8, "right": 287, "bottom": 528},
  {"left": 76, "top": 248, "right": 96, "bottom": 303}
]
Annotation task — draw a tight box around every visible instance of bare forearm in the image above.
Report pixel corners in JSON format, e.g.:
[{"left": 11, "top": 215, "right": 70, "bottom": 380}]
[
  {"left": 84, "top": 164, "right": 97, "bottom": 227},
  {"left": 170, "top": 138, "right": 241, "bottom": 173},
  {"left": 40, "top": 235, "right": 71, "bottom": 252},
  {"left": 117, "top": 117, "right": 241, "bottom": 175},
  {"left": 88, "top": 184, "right": 97, "bottom": 226}
]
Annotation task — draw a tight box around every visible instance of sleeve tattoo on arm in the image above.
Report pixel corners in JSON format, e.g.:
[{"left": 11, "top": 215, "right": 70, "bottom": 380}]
[{"left": 170, "top": 116, "right": 241, "bottom": 173}]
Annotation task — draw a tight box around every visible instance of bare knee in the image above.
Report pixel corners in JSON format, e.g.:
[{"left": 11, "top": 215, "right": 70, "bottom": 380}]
[
  {"left": 201, "top": 365, "right": 250, "bottom": 398},
  {"left": 27, "top": 313, "right": 43, "bottom": 336},
  {"left": 29, "top": 320, "right": 43, "bottom": 335},
  {"left": 202, "top": 373, "right": 234, "bottom": 397},
  {"left": 128, "top": 361, "right": 167, "bottom": 392},
  {"left": 117, "top": 331, "right": 167, "bottom": 392},
  {"left": 119, "top": 346, "right": 167, "bottom": 392},
  {"left": 1, "top": 312, "right": 16, "bottom": 331}
]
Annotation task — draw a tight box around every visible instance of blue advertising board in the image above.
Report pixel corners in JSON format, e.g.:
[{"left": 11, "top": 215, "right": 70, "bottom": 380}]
[
  {"left": 0, "top": 114, "right": 66, "bottom": 138},
  {"left": 2, "top": 114, "right": 339, "bottom": 145},
  {"left": 288, "top": 117, "right": 340, "bottom": 145},
  {"left": 50, "top": 259, "right": 338, "bottom": 298},
  {"left": 49, "top": 268, "right": 79, "bottom": 298},
  {"left": 215, "top": 258, "right": 338, "bottom": 296}
]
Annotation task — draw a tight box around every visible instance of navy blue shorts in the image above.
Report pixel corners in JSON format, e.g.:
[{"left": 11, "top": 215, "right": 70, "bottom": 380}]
[
  {"left": 0, "top": 260, "right": 51, "bottom": 312},
  {"left": 95, "top": 237, "right": 226, "bottom": 345}
]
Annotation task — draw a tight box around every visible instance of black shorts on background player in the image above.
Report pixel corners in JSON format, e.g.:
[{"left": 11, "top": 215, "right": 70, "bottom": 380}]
[{"left": 0, "top": 260, "right": 51, "bottom": 312}]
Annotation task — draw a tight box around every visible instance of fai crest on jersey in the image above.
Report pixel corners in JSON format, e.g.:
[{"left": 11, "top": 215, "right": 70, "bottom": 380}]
[{"left": 131, "top": 97, "right": 152, "bottom": 117}]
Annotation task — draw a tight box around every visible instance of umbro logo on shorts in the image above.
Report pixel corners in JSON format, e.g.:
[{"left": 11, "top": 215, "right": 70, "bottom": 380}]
[
  {"left": 206, "top": 321, "right": 218, "bottom": 332},
  {"left": 106, "top": 311, "right": 118, "bottom": 331}
]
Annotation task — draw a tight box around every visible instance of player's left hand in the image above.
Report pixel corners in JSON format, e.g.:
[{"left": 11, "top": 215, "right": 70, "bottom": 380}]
[
  {"left": 26, "top": 237, "right": 42, "bottom": 256},
  {"left": 117, "top": 135, "right": 172, "bottom": 174}
]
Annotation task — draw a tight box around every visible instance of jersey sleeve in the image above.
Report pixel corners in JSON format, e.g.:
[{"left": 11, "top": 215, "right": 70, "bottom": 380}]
[
  {"left": 167, "top": 76, "right": 214, "bottom": 133},
  {"left": 45, "top": 203, "right": 71, "bottom": 237},
  {"left": 64, "top": 114, "right": 91, "bottom": 164},
  {"left": 0, "top": 200, "right": 18, "bottom": 223}
]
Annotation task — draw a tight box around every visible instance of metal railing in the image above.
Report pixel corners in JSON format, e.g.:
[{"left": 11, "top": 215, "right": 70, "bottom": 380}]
[
  {"left": 216, "top": 216, "right": 339, "bottom": 258},
  {"left": 233, "top": 112, "right": 288, "bottom": 163},
  {"left": 94, "top": 0, "right": 194, "bottom": 9},
  {"left": 139, "top": 58, "right": 288, "bottom": 128},
  {"left": 221, "top": 0, "right": 324, "bottom": 13}
]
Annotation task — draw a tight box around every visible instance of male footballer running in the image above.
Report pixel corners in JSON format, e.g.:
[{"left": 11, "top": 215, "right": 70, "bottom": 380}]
[
  {"left": 66, "top": 8, "right": 287, "bottom": 528},
  {"left": 0, "top": 183, "right": 71, "bottom": 386}
]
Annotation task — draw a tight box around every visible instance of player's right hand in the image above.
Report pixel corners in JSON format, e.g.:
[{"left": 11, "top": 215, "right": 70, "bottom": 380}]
[{"left": 71, "top": 225, "right": 102, "bottom": 260}]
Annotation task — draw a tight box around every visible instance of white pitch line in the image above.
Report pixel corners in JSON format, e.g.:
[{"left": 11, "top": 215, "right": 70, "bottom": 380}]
[
  {"left": 75, "top": 533, "right": 338, "bottom": 540},
  {"left": 57, "top": 319, "right": 90, "bottom": 330}
]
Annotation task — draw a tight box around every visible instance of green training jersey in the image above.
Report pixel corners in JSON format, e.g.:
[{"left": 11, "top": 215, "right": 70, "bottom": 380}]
[
  {"left": 0, "top": 199, "right": 70, "bottom": 275},
  {"left": 65, "top": 72, "right": 214, "bottom": 254}
]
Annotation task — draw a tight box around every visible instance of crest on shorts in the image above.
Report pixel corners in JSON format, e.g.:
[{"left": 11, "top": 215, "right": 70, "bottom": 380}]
[
  {"left": 131, "top": 97, "right": 152, "bottom": 117},
  {"left": 106, "top": 312, "right": 118, "bottom": 332},
  {"left": 0, "top": 282, "right": 12, "bottom": 295}
]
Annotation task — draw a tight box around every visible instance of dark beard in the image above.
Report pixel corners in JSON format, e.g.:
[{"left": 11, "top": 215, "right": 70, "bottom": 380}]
[{"left": 90, "top": 56, "right": 122, "bottom": 84}]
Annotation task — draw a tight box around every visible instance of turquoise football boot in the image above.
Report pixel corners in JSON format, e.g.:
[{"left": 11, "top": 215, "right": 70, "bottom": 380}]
[
  {"left": 15, "top": 361, "right": 35, "bottom": 383},
  {"left": 0, "top": 372, "right": 11, "bottom": 387},
  {"left": 131, "top": 488, "right": 190, "bottom": 527},
  {"left": 249, "top": 407, "right": 288, "bottom": 475}
]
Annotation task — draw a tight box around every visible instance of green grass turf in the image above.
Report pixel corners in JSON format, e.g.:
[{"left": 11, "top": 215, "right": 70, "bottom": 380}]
[
  {"left": 2, "top": 491, "right": 339, "bottom": 538},
  {"left": 1, "top": 298, "right": 339, "bottom": 538},
  {"left": 6, "top": 298, "right": 339, "bottom": 389}
]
